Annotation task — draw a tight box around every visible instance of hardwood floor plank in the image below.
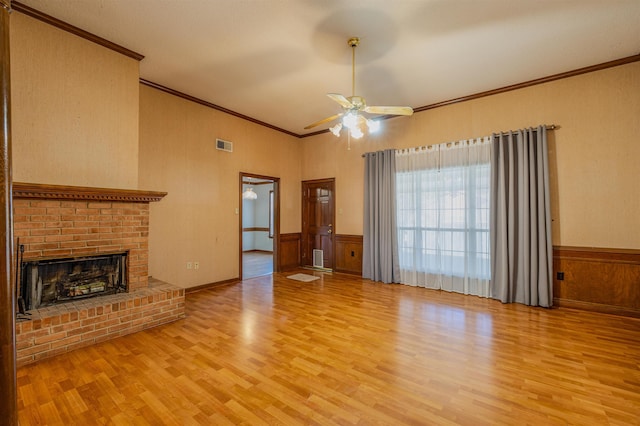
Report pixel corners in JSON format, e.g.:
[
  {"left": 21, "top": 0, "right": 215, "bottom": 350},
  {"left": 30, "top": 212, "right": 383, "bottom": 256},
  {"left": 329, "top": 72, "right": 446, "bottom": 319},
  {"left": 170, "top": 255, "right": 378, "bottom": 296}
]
[
  {"left": 243, "top": 251, "right": 273, "bottom": 279},
  {"left": 16, "top": 271, "right": 640, "bottom": 424}
]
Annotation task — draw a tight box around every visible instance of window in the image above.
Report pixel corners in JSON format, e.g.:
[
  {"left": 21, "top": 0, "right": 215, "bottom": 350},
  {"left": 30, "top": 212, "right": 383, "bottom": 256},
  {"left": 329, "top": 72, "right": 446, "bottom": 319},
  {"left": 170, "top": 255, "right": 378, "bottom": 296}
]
[{"left": 395, "top": 139, "right": 491, "bottom": 295}]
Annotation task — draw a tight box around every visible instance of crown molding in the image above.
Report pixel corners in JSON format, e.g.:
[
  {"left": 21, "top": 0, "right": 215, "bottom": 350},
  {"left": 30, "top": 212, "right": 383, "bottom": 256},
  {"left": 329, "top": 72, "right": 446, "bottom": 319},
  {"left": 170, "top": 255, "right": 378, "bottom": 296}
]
[
  {"left": 11, "top": 1, "right": 144, "bottom": 61},
  {"left": 413, "top": 54, "right": 640, "bottom": 114},
  {"left": 139, "top": 79, "right": 299, "bottom": 138}
]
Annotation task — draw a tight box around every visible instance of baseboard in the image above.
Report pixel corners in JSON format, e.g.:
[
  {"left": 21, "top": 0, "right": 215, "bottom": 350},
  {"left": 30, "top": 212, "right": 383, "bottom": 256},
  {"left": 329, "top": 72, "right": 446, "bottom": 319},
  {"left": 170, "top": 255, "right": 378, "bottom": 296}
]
[
  {"left": 185, "top": 277, "right": 240, "bottom": 294},
  {"left": 303, "top": 265, "right": 333, "bottom": 273},
  {"left": 334, "top": 268, "right": 361, "bottom": 275},
  {"left": 554, "top": 297, "right": 640, "bottom": 319}
]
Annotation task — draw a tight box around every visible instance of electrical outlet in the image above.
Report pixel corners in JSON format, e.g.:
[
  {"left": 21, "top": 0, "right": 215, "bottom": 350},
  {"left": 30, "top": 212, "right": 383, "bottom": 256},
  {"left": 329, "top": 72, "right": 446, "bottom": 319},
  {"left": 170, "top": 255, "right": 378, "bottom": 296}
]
[
  {"left": 187, "top": 262, "right": 192, "bottom": 270},
  {"left": 194, "top": 262, "right": 199, "bottom": 270}
]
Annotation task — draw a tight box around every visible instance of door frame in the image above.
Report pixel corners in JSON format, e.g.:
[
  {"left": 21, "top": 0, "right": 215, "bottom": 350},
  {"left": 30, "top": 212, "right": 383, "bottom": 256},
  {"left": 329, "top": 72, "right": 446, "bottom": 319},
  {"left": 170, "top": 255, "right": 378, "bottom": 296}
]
[
  {"left": 239, "top": 172, "right": 280, "bottom": 279},
  {"left": 301, "top": 178, "right": 336, "bottom": 269}
]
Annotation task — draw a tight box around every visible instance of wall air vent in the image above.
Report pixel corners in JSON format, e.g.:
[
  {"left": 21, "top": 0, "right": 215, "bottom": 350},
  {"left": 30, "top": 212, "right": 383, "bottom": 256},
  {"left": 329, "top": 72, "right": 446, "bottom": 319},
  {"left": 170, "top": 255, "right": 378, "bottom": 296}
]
[
  {"left": 313, "top": 249, "right": 324, "bottom": 268},
  {"left": 216, "top": 138, "right": 233, "bottom": 152}
]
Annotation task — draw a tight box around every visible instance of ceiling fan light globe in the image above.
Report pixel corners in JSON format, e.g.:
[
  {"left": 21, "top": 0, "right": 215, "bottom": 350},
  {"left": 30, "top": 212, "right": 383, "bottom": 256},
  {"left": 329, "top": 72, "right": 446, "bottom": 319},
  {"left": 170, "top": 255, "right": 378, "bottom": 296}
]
[
  {"left": 367, "top": 119, "right": 380, "bottom": 133},
  {"left": 330, "top": 123, "right": 342, "bottom": 137},
  {"left": 343, "top": 112, "right": 358, "bottom": 129},
  {"left": 350, "top": 127, "right": 364, "bottom": 139}
]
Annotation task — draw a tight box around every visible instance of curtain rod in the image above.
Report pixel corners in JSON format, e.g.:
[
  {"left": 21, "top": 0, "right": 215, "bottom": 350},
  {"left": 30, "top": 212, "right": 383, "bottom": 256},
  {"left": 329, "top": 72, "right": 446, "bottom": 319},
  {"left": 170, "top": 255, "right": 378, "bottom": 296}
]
[
  {"left": 495, "top": 124, "right": 558, "bottom": 134},
  {"left": 361, "top": 124, "right": 558, "bottom": 157}
]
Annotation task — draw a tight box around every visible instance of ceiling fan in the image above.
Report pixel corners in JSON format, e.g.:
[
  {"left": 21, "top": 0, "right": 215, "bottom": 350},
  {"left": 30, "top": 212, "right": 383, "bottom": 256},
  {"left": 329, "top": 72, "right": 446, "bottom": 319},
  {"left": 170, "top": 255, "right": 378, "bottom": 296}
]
[{"left": 304, "top": 37, "right": 413, "bottom": 138}]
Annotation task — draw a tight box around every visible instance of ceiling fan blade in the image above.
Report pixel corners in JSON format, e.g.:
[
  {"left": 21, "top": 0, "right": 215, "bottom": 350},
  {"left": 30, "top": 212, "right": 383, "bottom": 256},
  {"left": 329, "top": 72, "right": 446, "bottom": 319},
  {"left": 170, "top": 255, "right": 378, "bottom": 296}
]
[
  {"left": 304, "top": 113, "right": 343, "bottom": 130},
  {"left": 327, "top": 93, "right": 354, "bottom": 109},
  {"left": 364, "top": 105, "right": 414, "bottom": 116}
]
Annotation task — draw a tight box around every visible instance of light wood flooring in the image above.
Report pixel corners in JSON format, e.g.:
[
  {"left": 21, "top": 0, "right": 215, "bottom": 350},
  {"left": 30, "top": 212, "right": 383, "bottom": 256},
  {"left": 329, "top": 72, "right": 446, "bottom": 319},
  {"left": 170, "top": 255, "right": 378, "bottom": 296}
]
[
  {"left": 242, "top": 251, "right": 273, "bottom": 279},
  {"left": 17, "top": 271, "right": 640, "bottom": 425}
]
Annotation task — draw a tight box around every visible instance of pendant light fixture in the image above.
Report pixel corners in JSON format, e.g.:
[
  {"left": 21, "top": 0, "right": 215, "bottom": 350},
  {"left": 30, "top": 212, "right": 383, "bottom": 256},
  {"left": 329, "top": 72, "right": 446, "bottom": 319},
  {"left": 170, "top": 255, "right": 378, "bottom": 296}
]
[{"left": 242, "top": 187, "right": 257, "bottom": 200}]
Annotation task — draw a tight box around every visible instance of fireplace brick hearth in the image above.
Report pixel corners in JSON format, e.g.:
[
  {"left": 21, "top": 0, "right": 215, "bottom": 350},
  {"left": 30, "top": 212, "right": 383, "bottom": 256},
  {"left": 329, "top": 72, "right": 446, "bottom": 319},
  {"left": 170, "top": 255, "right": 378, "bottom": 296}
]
[
  {"left": 15, "top": 278, "right": 184, "bottom": 366},
  {"left": 12, "top": 183, "right": 185, "bottom": 366}
]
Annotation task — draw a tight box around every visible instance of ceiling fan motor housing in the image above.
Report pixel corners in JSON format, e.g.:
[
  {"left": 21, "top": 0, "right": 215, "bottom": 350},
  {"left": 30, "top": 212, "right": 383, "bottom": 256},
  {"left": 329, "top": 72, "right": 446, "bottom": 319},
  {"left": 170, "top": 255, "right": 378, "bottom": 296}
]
[{"left": 349, "top": 96, "right": 365, "bottom": 109}]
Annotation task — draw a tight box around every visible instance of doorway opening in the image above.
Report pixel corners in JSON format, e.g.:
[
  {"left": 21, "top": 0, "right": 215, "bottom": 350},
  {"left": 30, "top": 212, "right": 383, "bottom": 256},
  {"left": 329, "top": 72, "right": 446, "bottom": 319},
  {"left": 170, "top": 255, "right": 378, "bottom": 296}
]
[
  {"left": 301, "top": 178, "right": 335, "bottom": 271},
  {"left": 240, "top": 173, "right": 280, "bottom": 279}
]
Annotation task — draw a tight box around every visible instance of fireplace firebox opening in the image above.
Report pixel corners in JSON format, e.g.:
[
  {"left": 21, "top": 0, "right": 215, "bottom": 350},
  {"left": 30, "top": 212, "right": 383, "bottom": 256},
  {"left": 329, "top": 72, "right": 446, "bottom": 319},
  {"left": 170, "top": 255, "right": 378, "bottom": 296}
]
[{"left": 20, "top": 252, "right": 128, "bottom": 311}]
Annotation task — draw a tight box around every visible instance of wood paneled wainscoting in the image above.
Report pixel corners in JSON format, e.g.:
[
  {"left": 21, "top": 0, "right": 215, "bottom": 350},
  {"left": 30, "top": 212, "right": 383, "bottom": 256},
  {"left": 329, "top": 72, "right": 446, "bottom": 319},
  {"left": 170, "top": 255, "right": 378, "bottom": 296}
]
[
  {"left": 278, "top": 233, "right": 364, "bottom": 275},
  {"left": 553, "top": 246, "right": 640, "bottom": 317},
  {"left": 278, "top": 233, "right": 301, "bottom": 271},
  {"left": 335, "top": 234, "right": 363, "bottom": 275}
]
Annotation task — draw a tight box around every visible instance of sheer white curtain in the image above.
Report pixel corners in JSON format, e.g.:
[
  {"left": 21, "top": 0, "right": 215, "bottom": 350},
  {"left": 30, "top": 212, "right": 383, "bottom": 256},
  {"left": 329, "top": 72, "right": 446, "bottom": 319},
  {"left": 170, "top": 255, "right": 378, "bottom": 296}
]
[{"left": 395, "top": 137, "right": 492, "bottom": 296}]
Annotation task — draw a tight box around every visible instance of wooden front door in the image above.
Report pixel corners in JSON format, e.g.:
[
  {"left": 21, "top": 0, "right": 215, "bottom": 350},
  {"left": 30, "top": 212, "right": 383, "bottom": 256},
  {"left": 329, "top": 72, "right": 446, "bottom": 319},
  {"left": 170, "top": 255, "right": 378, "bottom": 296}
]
[{"left": 301, "top": 179, "right": 335, "bottom": 269}]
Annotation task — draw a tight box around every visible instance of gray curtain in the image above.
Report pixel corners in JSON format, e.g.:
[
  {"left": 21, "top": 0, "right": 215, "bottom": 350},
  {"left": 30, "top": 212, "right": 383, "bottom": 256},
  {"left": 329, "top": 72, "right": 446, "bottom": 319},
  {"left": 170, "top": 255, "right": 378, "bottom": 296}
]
[
  {"left": 362, "top": 149, "right": 400, "bottom": 283},
  {"left": 490, "top": 126, "right": 553, "bottom": 307}
]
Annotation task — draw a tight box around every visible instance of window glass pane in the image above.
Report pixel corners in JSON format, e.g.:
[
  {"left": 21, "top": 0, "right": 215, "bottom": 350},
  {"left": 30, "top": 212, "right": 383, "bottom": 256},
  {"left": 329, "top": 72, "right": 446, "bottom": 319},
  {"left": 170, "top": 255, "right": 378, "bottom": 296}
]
[{"left": 396, "top": 159, "right": 490, "bottom": 279}]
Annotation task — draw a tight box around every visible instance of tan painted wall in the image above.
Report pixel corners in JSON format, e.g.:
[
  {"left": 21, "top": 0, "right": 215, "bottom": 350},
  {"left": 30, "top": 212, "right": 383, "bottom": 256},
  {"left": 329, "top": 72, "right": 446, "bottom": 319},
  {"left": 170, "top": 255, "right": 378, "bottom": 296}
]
[
  {"left": 302, "top": 62, "right": 640, "bottom": 250},
  {"left": 138, "top": 85, "right": 301, "bottom": 288},
  {"left": 10, "top": 13, "right": 140, "bottom": 188}
]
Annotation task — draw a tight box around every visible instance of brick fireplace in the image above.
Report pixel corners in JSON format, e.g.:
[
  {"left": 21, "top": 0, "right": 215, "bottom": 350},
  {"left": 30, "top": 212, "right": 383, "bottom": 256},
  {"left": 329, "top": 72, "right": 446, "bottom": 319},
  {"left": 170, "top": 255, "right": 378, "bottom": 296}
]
[{"left": 13, "top": 182, "right": 185, "bottom": 366}]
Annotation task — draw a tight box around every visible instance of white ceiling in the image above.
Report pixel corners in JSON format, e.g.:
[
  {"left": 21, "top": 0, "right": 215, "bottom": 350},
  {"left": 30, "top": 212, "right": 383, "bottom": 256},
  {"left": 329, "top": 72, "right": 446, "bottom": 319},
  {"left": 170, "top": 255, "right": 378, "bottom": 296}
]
[{"left": 16, "top": 0, "right": 640, "bottom": 137}]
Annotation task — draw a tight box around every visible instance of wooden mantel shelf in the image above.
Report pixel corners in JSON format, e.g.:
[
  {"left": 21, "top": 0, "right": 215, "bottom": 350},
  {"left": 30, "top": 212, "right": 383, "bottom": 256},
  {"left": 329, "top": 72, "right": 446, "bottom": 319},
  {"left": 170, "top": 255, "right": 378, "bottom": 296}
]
[{"left": 12, "top": 182, "right": 167, "bottom": 202}]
